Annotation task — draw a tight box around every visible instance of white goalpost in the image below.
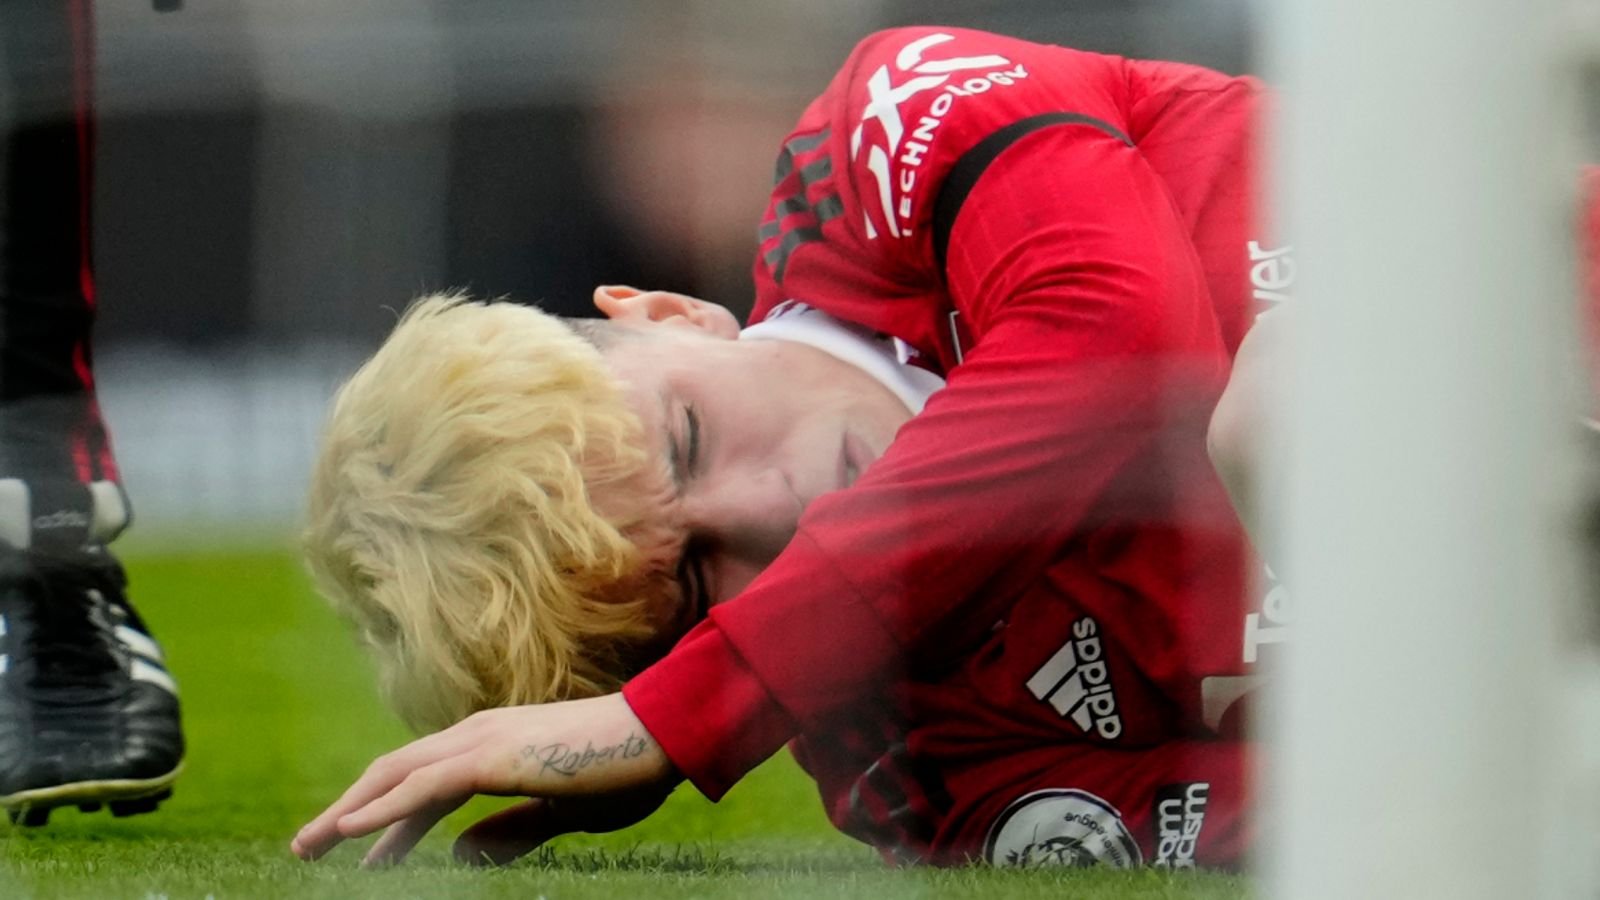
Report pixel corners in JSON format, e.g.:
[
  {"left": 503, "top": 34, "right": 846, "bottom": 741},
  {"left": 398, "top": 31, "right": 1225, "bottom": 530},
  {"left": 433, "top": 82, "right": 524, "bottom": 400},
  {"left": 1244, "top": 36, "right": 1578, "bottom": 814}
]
[{"left": 1265, "top": 0, "right": 1591, "bottom": 898}]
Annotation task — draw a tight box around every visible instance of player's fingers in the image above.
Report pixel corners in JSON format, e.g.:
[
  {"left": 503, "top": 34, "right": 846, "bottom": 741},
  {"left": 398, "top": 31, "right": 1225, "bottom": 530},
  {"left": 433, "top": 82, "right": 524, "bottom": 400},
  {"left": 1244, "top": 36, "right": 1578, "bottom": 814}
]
[
  {"left": 360, "top": 797, "right": 466, "bottom": 868},
  {"left": 294, "top": 722, "right": 488, "bottom": 858},
  {"left": 453, "top": 798, "right": 558, "bottom": 867},
  {"left": 293, "top": 808, "right": 359, "bottom": 861},
  {"left": 336, "top": 756, "right": 476, "bottom": 840}
]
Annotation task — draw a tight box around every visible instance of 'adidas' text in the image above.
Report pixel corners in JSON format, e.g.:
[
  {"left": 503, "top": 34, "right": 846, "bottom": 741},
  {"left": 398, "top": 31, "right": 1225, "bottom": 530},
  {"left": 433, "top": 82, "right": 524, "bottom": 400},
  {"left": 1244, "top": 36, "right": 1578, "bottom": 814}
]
[{"left": 1025, "top": 617, "right": 1123, "bottom": 740}]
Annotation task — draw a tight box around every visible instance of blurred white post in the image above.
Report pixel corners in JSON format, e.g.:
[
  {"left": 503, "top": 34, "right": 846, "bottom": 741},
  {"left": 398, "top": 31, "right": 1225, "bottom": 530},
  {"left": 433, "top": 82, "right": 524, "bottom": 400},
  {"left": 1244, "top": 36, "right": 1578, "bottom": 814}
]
[{"left": 1265, "top": 0, "right": 1583, "bottom": 898}]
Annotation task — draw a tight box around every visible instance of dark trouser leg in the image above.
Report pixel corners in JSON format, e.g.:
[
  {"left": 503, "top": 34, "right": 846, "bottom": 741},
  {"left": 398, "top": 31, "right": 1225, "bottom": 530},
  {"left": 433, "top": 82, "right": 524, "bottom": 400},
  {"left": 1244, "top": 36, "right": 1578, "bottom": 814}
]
[
  {"left": 0, "top": 1, "right": 181, "bottom": 823},
  {"left": 0, "top": 0, "right": 126, "bottom": 549}
]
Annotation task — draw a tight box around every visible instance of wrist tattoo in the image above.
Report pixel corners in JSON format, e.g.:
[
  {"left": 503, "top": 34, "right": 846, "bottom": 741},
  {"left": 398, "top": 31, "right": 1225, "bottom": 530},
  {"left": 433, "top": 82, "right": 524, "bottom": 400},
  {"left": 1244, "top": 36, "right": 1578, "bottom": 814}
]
[{"left": 519, "top": 732, "right": 654, "bottom": 778}]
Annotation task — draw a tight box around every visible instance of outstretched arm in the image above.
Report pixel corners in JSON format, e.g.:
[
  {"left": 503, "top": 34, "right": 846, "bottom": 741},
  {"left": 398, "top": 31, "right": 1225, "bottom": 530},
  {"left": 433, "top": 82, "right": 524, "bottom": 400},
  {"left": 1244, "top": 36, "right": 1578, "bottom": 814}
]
[{"left": 292, "top": 693, "right": 676, "bottom": 866}]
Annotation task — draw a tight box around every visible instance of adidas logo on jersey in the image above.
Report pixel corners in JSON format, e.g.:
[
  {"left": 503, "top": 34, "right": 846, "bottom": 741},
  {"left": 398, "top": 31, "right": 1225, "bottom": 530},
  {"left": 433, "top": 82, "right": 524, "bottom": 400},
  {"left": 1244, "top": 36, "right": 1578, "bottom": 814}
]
[{"left": 1025, "top": 616, "right": 1123, "bottom": 740}]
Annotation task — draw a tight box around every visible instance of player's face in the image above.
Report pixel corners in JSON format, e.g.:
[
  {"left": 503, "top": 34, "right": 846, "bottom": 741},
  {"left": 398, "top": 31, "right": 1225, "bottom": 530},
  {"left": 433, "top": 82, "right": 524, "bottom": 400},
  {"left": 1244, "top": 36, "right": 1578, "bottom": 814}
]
[{"left": 591, "top": 287, "right": 913, "bottom": 638}]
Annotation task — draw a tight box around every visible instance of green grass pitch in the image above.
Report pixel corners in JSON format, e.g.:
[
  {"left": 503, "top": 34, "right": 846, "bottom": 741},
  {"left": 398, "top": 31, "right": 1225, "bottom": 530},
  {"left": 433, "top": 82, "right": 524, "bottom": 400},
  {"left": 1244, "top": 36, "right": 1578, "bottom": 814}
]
[{"left": 0, "top": 547, "right": 1252, "bottom": 899}]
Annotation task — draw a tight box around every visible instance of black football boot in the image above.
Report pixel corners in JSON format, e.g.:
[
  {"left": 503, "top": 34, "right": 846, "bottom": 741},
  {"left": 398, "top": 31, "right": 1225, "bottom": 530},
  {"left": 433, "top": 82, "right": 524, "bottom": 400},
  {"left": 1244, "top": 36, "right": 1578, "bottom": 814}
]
[{"left": 0, "top": 484, "right": 183, "bottom": 825}]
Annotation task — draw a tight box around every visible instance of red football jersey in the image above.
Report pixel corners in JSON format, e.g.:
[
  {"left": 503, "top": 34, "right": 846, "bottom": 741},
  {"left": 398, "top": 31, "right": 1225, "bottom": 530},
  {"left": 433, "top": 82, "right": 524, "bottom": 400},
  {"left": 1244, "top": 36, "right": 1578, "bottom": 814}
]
[{"left": 622, "top": 26, "right": 1280, "bottom": 869}]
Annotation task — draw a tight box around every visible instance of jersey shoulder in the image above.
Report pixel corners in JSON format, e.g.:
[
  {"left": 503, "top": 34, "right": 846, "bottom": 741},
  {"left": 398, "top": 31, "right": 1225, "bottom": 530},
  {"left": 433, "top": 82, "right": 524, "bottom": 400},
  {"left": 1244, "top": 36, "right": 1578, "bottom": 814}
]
[
  {"left": 835, "top": 28, "right": 1130, "bottom": 249},
  {"left": 752, "top": 28, "right": 1134, "bottom": 324}
]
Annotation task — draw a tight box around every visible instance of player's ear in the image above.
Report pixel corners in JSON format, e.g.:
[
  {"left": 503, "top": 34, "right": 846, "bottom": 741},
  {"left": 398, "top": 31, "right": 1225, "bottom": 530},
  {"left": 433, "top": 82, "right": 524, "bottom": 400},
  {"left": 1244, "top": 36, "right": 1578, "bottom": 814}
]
[{"left": 592, "top": 286, "right": 739, "bottom": 339}]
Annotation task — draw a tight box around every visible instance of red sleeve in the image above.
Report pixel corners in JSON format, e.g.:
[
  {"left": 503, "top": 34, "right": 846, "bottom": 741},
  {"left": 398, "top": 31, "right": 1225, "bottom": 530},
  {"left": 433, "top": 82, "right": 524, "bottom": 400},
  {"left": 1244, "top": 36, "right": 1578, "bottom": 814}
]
[
  {"left": 626, "top": 121, "right": 1225, "bottom": 799},
  {"left": 945, "top": 739, "right": 1252, "bottom": 869}
]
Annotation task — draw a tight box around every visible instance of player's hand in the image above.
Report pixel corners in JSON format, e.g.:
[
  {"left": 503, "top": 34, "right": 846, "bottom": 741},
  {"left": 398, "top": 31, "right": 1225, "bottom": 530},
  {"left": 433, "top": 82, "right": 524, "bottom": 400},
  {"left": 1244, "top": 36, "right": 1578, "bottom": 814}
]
[{"left": 290, "top": 692, "right": 676, "bottom": 866}]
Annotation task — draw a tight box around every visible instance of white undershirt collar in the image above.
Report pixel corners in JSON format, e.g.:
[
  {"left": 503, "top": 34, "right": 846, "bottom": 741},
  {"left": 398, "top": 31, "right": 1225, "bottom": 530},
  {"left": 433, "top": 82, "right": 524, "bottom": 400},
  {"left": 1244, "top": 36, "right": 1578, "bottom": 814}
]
[{"left": 740, "top": 302, "right": 945, "bottom": 414}]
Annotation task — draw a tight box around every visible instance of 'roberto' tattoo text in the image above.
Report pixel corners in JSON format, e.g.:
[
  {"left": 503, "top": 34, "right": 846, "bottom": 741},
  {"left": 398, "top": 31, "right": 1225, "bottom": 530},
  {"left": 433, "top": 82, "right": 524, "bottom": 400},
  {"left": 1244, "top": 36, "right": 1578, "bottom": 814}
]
[{"left": 519, "top": 733, "right": 652, "bottom": 777}]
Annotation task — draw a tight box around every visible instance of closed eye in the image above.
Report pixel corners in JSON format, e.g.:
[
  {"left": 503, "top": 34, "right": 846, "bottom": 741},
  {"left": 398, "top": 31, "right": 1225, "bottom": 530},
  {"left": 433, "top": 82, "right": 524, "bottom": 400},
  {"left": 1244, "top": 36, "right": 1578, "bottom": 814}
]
[
  {"left": 666, "top": 397, "right": 708, "bottom": 624},
  {"left": 665, "top": 400, "right": 701, "bottom": 488},
  {"left": 684, "top": 404, "right": 701, "bottom": 476}
]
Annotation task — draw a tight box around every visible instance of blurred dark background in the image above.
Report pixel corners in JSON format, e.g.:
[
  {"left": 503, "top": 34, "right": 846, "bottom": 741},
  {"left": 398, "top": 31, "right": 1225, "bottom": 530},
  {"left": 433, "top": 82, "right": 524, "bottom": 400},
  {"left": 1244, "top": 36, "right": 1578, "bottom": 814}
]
[{"left": 85, "top": 0, "right": 1254, "bottom": 343}]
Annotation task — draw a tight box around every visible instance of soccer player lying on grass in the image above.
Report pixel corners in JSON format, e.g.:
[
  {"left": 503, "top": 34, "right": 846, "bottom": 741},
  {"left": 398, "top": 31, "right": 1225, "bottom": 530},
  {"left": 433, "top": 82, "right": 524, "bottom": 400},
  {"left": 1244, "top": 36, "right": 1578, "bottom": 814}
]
[{"left": 294, "top": 26, "right": 1283, "bottom": 869}]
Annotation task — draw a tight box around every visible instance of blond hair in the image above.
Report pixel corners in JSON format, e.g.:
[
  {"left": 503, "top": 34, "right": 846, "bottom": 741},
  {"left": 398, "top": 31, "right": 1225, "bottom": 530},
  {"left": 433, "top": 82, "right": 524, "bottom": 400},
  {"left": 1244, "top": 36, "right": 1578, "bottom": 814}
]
[{"left": 304, "top": 293, "right": 678, "bottom": 733}]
